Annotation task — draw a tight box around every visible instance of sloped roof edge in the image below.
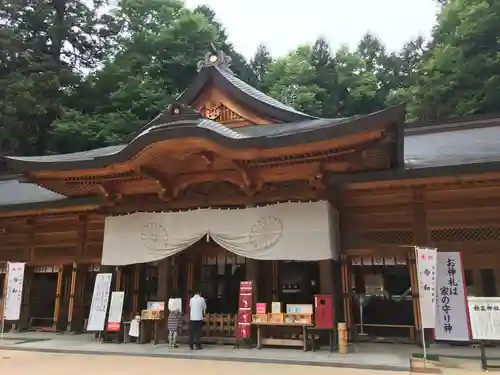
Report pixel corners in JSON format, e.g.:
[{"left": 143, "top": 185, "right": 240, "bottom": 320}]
[
  {"left": 178, "top": 65, "right": 317, "bottom": 122},
  {"left": 5, "top": 105, "right": 404, "bottom": 172}
]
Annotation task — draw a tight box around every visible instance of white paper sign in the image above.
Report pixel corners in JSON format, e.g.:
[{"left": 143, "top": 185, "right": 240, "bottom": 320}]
[
  {"left": 415, "top": 247, "right": 437, "bottom": 328},
  {"left": 87, "top": 273, "right": 112, "bottom": 332},
  {"left": 107, "top": 291, "right": 125, "bottom": 332},
  {"left": 3, "top": 262, "right": 25, "bottom": 320},
  {"left": 435, "top": 252, "right": 470, "bottom": 341},
  {"left": 468, "top": 297, "right": 500, "bottom": 340}
]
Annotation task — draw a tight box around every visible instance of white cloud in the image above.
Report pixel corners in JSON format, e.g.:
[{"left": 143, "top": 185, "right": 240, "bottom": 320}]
[{"left": 184, "top": 0, "right": 439, "bottom": 58}]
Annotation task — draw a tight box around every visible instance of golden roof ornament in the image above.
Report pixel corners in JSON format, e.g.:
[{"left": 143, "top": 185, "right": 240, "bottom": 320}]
[{"left": 196, "top": 42, "right": 233, "bottom": 74}]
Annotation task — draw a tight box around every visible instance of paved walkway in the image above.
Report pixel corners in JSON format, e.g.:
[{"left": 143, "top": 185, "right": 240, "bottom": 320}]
[
  {"left": 0, "top": 332, "right": 410, "bottom": 371},
  {"left": 0, "top": 331, "right": 496, "bottom": 372},
  {"left": 0, "top": 350, "right": 493, "bottom": 375},
  {"left": 0, "top": 351, "right": 410, "bottom": 375}
]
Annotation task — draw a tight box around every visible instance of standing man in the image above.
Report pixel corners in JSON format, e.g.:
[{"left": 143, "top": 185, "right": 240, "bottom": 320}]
[{"left": 189, "top": 289, "right": 206, "bottom": 350}]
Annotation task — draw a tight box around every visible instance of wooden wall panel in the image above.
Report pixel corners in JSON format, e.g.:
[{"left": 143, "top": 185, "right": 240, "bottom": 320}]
[
  {"left": 34, "top": 231, "right": 78, "bottom": 246},
  {"left": 0, "top": 247, "right": 28, "bottom": 262},
  {"left": 32, "top": 245, "right": 77, "bottom": 264},
  {"left": 87, "top": 230, "right": 103, "bottom": 244},
  {"left": 35, "top": 217, "right": 79, "bottom": 232}
]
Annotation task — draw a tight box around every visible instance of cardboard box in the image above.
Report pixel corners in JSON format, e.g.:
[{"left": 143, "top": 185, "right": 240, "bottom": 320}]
[
  {"left": 252, "top": 314, "right": 268, "bottom": 323},
  {"left": 267, "top": 313, "right": 285, "bottom": 323},
  {"left": 141, "top": 309, "right": 165, "bottom": 320}
]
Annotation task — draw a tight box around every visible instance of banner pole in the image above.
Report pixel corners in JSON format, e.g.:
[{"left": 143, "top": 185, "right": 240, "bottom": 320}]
[
  {"left": 421, "top": 315, "right": 428, "bottom": 370},
  {"left": 0, "top": 262, "right": 10, "bottom": 340},
  {"left": 415, "top": 247, "right": 428, "bottom": 370}
]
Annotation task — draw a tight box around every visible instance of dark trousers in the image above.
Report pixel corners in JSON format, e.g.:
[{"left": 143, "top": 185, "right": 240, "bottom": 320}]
[{"left": 189, "top": 320, "right": 203, "bottom": 348}]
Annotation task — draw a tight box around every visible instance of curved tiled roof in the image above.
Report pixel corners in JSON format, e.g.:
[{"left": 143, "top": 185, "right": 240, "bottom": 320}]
[
  {"left": 178, "top": 65, "right": 317, "bottom": 122},
  {"left": 0, "top": 180, "right": 64, "bottom": 205},
  {"left": 214, "top": 67, "right": 316, "bottom": 120},
  {"left": 5, "top": 106, "right": 403, "bottom": 171},
  {"left": 404, "top": 121, "right": 500, "bottom": 169},
  {"left": 3, "top": 111, "right": 500, "bottom": 209}
]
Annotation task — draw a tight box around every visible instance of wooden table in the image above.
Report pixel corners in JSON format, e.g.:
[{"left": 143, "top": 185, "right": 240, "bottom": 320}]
[
  {"left": 308, "top": 327, "right": 336, "bottom": 352},
  {"left": 252, "top": 322, "right": 314, "bottom": 351}
]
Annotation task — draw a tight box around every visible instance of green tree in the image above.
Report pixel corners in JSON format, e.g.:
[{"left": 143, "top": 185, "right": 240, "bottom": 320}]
[
  {"left": 309, "top": 37, "right": 340, "bottom": 117},
  {"left": 264, "top": 45, "right": 325, "bottom": 116},
  {"left": 0, "top": 0, "right": 118, "bottom": 156},
  {"left": 250, "top": 44, "right": 273, "bottom": 91},
  {"left": 51, "top": 0, "right": 221, "bottom": 151},
  {"left": 51, "top": 1, "right": 257, "bottom": 152},
  {"left": 409, "top": 0, "right": 500, "bottom": 119}
]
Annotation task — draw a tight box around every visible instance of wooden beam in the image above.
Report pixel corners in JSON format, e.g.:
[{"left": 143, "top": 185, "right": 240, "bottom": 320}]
[
  {"left": 408, "top": 250, "right": 421, "bottom": 344},
  {"left": 319, "top": 260, "right": 334, "bottom": 294},
  {"left": 52, "top": 265, "right": 64, "bottom": 331},
  {"left": 66, "top": 262, "right": 78, "bottom": 332},
  {"left": 0, "top": 204, "right": 101, "bottom": 219},
  {"left": 271, "top": 261, "right": 279, "bottom": 301},
  {"left": 246, "top": 259, "right": 259, "bottom": 302},
  {"left": 0, "top": 263, "right": 8, "bottom": 331},
  {"left": 115, "top": 267, "right": 122, "bottom": 292},
  {"left": 412, "top": 187, "right": 428, "bottom": 245},
  {"left": 131, "top": 265, "right": 140, "bottom": 315}
]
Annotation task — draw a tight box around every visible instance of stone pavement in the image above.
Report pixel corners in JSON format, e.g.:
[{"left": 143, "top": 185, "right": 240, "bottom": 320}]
[
  {"left": 0, "top": 351, "right": 409, "bottom": 375},
  {"left": 0, "top": 331, "right": 496, "bottom": 372},
  {"left": 0, "top": 332, "right": 410, "bottom": 372}
]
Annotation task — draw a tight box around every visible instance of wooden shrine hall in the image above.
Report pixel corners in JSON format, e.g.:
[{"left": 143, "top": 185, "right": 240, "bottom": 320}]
[{"left": 1, "top": 48, "right": 500, "bottom": 345}]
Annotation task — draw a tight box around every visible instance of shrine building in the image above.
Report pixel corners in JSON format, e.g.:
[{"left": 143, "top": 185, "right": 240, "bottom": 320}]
[{"left": 1, "top": 49, "right": 500, "bottom": 345}]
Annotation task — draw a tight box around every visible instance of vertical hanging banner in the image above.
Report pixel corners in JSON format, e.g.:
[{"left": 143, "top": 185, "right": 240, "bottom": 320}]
[
  {"left": 106, "top": 291, "right": 125, "bottom": 332},
  {"left": 415, "top": 247, "right": 437, "bottom": 328},
  {"left": 435, "top": 252, "right": 471, "bottom": 341},
  {"left": 237, "top": 281, "right": 253, "bottom": 339},
  {"left": 87, "top": 273, "right": 112, "bottom": 332},
  {"left": 3, "top": 262, "right": 25, "bottom": 320}
]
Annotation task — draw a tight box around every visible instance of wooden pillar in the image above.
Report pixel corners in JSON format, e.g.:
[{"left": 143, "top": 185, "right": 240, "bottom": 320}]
[
  {"left": 115, "top": 267, "right": 122, "bottom": 291},
  {"left": 131, "top": 264, "right": 140, "bottom": 315},
  {"left": 1, "top": 263, "right": 8, "bottom": 329},
  {"left": 66, "top": 262, "right": 78, "bottom": 331},
  {"left": 271, "top": 261, "right": 279, "bottom": 301},
  {"left": 156, "top": 257, "right": 170, "bottom": 342},
  {"left": 341, "top": 255, "right": 353, "bottom": 331},
  {"left": 408, "top": 250, "right": 420, "bottom": 342},
  {"left": 412, "top": 187, "right": 429, "bottom": 245},
  {"left": 329, "top": 188, "right": 347, "bottom": 328},
  {"left": 19, "top": 219, "right": 35, "bottom": 330},
  {"left": 52, "top": 265, "right": 64, "bottom": 330},
  {"left": 319, "top": 260, "right": 334, "bottom": 294},
  {"left": 187, "top": 261, "right": 194, "bottom": 293},
  {"left": 246, "top": 259, "right": 259, "bottom": 303},
  {"left": 76, "top": 215, "right": 87, "bottom": 259},
  {"left": 412, "top": 187, "right": 429, "bottom": 345}
]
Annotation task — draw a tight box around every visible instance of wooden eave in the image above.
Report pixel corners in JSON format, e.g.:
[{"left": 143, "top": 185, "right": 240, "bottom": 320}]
[
  {"left": 4, "top": 106, "right": 403, "bottom": 204},
  {"left": 0, "top": 196, "right": 103, "bottom": 218},
  {"left": 329, "top": 161, "right": 500, "bottom": 192}
]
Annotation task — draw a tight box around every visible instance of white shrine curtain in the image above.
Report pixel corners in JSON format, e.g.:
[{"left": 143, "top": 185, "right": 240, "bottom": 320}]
[{"left": 101, "top": 201, "right": 338, "bottom": 266}]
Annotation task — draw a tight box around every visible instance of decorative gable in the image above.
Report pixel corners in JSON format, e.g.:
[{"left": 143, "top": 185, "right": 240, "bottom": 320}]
[{"left": 199, "top": 102, "right": 246, "bottom": 125}]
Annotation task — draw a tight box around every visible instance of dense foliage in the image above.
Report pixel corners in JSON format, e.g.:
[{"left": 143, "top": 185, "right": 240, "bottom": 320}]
[{"left": 0, "top": 0, "right": 498, "bottom": 157}]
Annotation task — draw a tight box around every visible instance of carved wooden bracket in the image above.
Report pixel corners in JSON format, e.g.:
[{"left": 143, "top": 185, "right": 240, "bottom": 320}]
[
  {"left": 139, "top": 166, "right": 180, "bottom": 202},
  {"left": 96, "top": 184, "right": 123, "bottom": 205}
]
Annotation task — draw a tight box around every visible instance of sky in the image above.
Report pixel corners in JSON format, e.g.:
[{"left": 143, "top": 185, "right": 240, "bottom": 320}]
[{"left": 183, "top": 0, "right": 440, "bottom": 59}]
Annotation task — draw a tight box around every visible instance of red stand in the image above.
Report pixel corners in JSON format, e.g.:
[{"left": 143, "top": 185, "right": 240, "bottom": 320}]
[{"left": 237, "top": 281, "right": 253, "bottom": 339}]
